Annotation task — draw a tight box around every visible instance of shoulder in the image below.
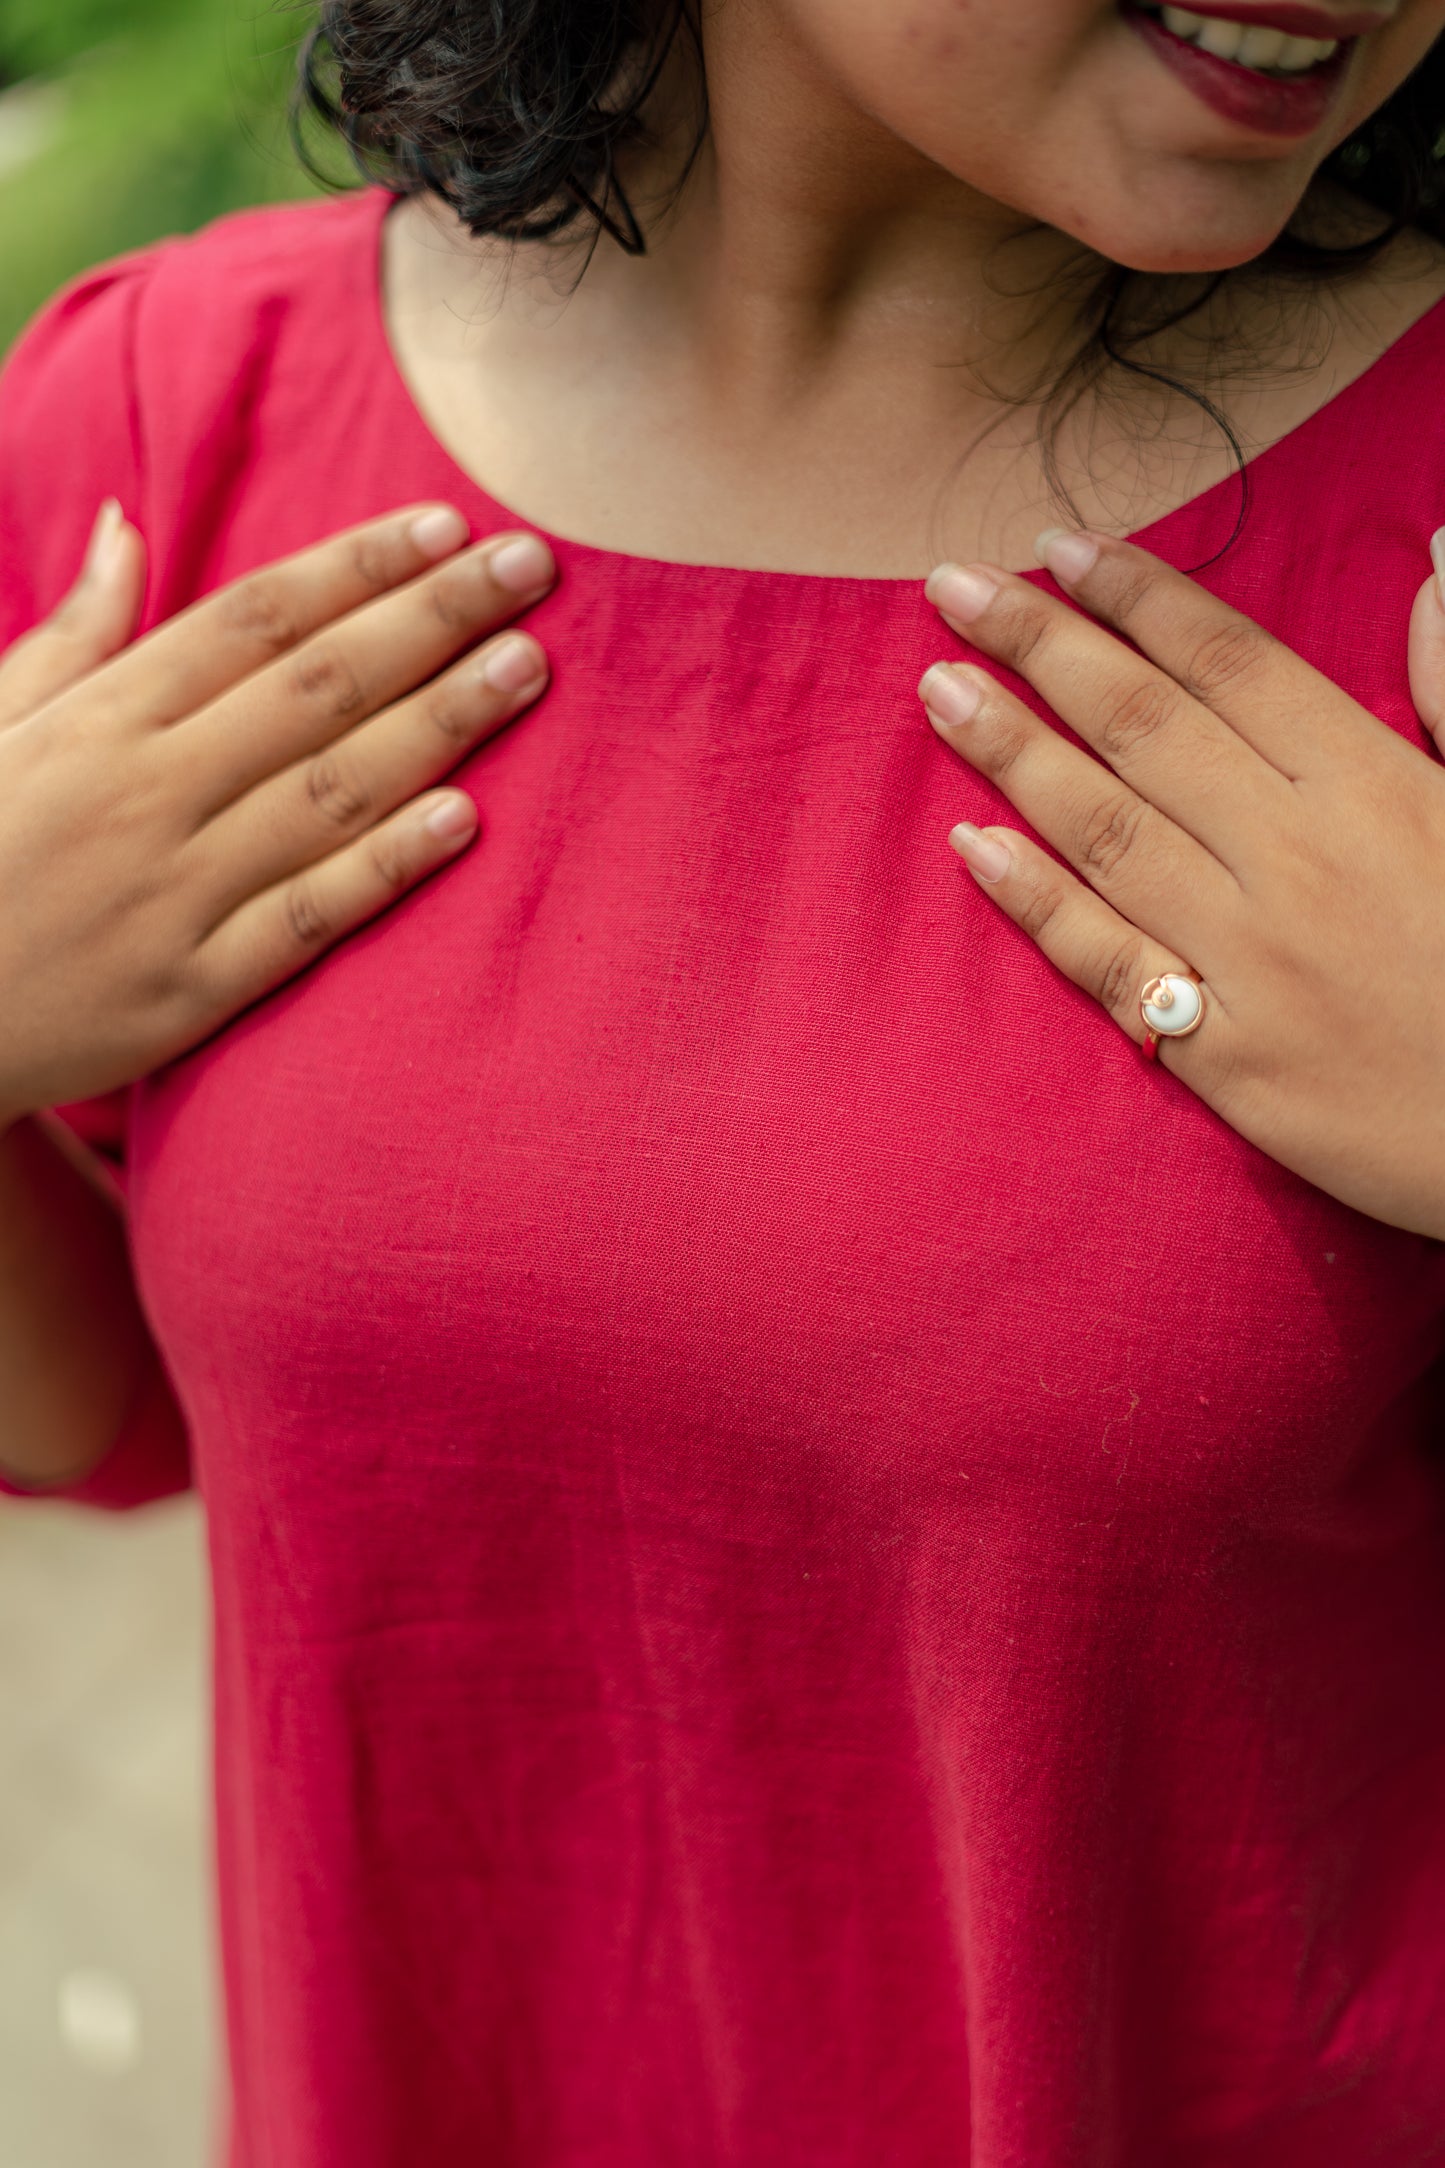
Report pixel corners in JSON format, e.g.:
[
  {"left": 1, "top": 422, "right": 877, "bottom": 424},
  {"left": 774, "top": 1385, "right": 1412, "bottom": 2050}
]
[
  {"left": 5, "top": 190, "right": 389, "bottom": 438},
  {"left": 1226, "top": 227, "right": 1445, "bottom": 514},
  {"left": 3, "top": 189, "right": 387, "bottom": 396},
  {"left": 1322, "top": 235, "right": 1445, "bottom": 512},
  {"left": 134, "top": 187, "right": 390, "bottom": 343},
  {"left": 0, "top": 191, "right": 393, "bottom": 633},
  {"left": 1318, "top": 226, "right": 1445, "bottom": 418}
]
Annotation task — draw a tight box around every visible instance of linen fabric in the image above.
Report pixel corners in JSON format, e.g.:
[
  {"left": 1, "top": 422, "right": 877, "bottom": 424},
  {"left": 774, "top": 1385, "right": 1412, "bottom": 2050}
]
[{"left": 2, "top": 189, "right": 1445, "bottom": 2166}]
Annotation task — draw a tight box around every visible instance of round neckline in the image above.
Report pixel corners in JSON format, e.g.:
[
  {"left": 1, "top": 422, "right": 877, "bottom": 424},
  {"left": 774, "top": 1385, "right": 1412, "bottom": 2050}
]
[{"left": 362, "top": 186, "right": 1445, "bottom": 590}]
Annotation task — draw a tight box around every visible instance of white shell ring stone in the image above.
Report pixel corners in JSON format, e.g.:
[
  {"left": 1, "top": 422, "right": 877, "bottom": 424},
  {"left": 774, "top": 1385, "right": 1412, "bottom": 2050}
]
[{"left": 1140, "top": 973, "right": 1205, "bottom": 1039}]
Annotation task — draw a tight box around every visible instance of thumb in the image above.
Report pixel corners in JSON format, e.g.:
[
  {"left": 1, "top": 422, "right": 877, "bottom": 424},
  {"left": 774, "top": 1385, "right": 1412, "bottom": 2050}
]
[
  {"left": 1407, "top": 529, "right": 1445, "bottom": 755},
  {"left": 0, "top": 499, "right": 147, "bottom": 729}
]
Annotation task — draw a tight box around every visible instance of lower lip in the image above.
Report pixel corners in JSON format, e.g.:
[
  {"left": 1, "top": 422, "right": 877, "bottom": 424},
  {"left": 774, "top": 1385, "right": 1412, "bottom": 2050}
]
[{"left": 1122, "top": 6, "right": 1351, "bottom": 136}]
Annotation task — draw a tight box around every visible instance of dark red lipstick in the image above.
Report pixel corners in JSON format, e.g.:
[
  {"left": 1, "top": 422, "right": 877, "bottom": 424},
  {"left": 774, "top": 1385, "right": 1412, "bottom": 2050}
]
[{"left": 1123, "top": 4, "right": 1356, "bottom": 137}]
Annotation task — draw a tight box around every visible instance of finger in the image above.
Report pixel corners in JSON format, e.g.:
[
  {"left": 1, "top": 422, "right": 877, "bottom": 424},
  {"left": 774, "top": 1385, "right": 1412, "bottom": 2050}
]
[
  {"left": 177, "top": 531, "right": 556, "bottom": 813},
  {"left": 94, "top": 504, "right": 481, "bottom": 728},
  {"left": 1407, "top": 544, "right": 1445, "bottom": 755},
  {"left": 920, "top": 655, "right": 1237, "bottom": 963},
  {"left": 945, "top": 817, "right": 1227, "bottom": 1074},
  {"left": 199, "top": 628, "right": 547, "bottom": 910},
  {"left": 0, "top": 501, "right": 146, "bottom": 727},
  {"left": 925, "top": 556, "right": 1291, "bottom": 853},
  {"left": 1026, "top": 529, "right": 1381, "bottom": 773},
  {"left": 197, "top": 788, "right": 480, "bottom": 1011}
]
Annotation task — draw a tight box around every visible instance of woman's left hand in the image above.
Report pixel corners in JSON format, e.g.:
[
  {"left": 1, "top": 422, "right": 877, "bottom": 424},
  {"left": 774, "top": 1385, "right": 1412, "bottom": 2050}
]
[{"left": 918, "top": 530, "right": 1445, "bottom": 1238}]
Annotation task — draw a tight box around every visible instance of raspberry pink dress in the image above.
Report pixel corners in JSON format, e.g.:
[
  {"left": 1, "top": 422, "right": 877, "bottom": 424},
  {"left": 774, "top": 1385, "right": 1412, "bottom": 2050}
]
[{"left": 3, "top": 191, "right": 1445, "bottom": 2166}]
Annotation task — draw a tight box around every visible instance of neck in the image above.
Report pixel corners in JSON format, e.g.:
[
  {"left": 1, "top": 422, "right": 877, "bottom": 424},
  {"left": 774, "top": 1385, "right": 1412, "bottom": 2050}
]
[
  {"left": 612, "top": 4, "right": 1100, "bottom": 423},
  {"left": 383, "top": 14, "right": 1444, "bottom": 575}
]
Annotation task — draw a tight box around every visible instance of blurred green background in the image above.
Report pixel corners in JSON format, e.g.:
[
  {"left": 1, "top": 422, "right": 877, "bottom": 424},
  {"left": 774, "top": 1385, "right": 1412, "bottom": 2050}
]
[{"left": 0, "top": 0, "right": 337, "bottom": 352}]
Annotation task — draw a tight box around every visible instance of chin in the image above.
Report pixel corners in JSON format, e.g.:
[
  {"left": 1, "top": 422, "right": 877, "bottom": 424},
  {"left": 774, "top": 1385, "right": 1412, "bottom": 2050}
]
[
  {"left": 1065, "top": 183, "right": 1306, "bottom": 275},
  {"left": 1106, "top": 226, "right": 1293, "bottom": 271}
]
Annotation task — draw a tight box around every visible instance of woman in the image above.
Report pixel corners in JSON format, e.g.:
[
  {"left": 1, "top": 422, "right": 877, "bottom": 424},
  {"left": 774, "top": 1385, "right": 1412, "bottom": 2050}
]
[{"left": 3, "top": 0, "right": 1445, "bottom": 2159}]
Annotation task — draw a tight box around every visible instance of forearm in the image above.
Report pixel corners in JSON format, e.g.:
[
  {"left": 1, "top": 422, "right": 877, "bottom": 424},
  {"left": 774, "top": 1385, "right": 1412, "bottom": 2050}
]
[{"left": 0, "top": 1112, "right": 177, "bottom": 1489}]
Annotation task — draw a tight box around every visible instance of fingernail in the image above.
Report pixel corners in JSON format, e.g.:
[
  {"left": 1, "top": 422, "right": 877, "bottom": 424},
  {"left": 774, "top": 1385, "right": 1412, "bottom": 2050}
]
[
  {"left": 948, "top": 821, "right": 1012, "bottom": 883},
  {"left": 423, "top": 793, "right": 478, "bottom": 843},
  {"left": 85, "top": 498, "right": 125, "bottom": 584},
  {"left": 479, "top": 632, "right": 547, "bottom": 695},
  {"left": 1431, "top": 526, "right": 1445, "bottom": 611},
  {"left": 489, "top": 534, "right": 556, "bottom": 596},
  {"left": 1035, "top": 528, "right": 1100, "bottom": 584},
  {"left": 925, "top": 563, "right": 998, "bottom": 624},
  {"left": 410, "top": 505, "right": 470, "bottom": 559},
  {"left": 919, "top": 663, "right": 981, "bottom": 729}
]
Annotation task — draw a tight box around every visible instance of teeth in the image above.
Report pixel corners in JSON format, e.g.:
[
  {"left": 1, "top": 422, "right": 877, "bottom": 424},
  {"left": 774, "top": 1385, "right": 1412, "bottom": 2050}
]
[
  {"left": 1278, "top": 30, "right": 1330, "bottom": 61},
  {"left": 1196, "top": 13, "right": 1250, "bottom": 53},
  {"left": 1154, "top": 7, "right": 1340, "bottom": 69},
  {"left": 1238, "top": 23, "right": 1287, "bottom": 62}
]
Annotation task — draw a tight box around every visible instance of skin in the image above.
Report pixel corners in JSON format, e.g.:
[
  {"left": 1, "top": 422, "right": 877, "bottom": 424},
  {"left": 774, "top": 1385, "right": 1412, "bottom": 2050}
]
[
  {"left": 739, "top": 0, "right": 1444, "bottom": 274},
  {"left": 386, "top": 0, "right": 1445, "bottom": 572},
  {"left": 7, "top": 0, "right": 1445, "bottom": 1480},
  {"left": 922, "top": 536, "right": 1445, "bottom": 1235}
]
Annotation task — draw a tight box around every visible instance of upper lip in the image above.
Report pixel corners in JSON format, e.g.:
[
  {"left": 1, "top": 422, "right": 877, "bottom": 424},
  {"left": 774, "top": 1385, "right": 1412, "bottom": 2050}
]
[{"left": 1136, "top": 1, "right": 1395, "bottom": 33}]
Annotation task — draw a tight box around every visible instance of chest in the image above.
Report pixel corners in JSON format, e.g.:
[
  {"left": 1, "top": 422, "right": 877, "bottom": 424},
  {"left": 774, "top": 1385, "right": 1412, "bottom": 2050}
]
[{"left": 123, "top": 570, "right": 1445, "bottom": 1561}]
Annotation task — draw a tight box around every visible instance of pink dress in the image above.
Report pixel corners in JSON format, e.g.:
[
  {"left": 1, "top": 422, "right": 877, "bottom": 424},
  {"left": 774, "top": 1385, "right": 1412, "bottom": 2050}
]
[{"left": 3, "top": 188, "right": 1445, "bottom": 2166}]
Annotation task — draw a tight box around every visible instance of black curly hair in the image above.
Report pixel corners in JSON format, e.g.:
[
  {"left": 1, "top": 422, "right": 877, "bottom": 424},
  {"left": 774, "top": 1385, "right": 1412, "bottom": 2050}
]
[
  {"left": 298, "top": 2, "right": 696, "bottom": 252},
  {"left": 296, "top": 2, "right": 1445, "bottom": 547}
]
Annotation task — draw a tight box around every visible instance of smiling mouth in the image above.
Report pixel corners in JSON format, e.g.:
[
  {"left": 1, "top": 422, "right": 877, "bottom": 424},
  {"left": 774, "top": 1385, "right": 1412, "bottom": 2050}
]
[
  {"left": 1128, "top": 3, "right": 1346, "bottom": 75},
  {"left": 1118, "top": 0, "right": 1389, "bottom": 133}
]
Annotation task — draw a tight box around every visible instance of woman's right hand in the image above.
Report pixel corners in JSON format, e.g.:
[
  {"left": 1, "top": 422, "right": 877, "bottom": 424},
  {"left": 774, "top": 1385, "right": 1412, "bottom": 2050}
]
[{"left": 0, "top": 500, "right": 555, "bottom": 1130}]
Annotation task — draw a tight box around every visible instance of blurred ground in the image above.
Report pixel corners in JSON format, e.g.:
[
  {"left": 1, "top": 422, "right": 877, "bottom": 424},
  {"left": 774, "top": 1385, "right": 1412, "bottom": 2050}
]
[{"left": 0, "top": 1493, "right": 216, "bottom": 2168}]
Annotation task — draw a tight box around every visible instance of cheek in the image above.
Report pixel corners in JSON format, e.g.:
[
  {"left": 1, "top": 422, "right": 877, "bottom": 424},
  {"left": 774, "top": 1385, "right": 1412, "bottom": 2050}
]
[
  {"left": 897, "top": 4, "right": 958, "bottom": 63},
  {"left": 817, "top": 0, "right": 1102, "bottom": 199},
  {"left": 897, "top": 0, "right": 1001, "bottom": 68},
  {"left": 812, "top": 0, "right": 1096, "bottom": 111},
  {"left": 792, "top": 0, "right": 1441, "bottom": 274},
  {"left": 1333, "top": 13, "right": 1445, "bottom": 148}
]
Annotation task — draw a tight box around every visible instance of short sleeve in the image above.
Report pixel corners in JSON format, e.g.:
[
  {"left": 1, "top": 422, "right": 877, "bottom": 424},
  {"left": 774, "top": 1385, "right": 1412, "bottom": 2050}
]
[
  {"left": 0, "top": 249, "right": 157, "bottom": 642},
  {"left": 0, "top": 256, "right": 191, "bottom": 1508}
]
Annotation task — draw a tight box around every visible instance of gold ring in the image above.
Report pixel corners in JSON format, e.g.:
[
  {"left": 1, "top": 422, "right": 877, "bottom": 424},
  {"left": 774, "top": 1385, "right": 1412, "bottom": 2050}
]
[{"left": 1140, "top": 970, "right": 1204, "bottom": 1062}]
